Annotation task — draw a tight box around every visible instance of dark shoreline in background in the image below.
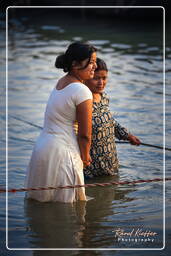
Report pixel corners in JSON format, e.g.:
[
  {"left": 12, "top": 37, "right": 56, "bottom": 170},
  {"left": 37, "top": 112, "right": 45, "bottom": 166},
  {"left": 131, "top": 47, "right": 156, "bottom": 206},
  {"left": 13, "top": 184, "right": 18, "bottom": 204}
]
[
  {"left": 5, "top": 5, "right": 166, "bottom": 21},
  {"left": 5, "top": 10, "right": 164, "bottom": 49},
  {"left": 1, "top": 1, "right": 170, "bottom": 46},
  {"left": 1, "top": 0, "right": 171, "bottom": 21}
]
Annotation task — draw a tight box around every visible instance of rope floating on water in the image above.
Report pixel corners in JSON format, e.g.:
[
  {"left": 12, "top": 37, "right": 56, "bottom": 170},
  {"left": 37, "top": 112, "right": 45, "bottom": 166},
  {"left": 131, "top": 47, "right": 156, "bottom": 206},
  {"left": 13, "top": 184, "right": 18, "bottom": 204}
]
[
  {"left": 1, "top": 177, "right": 171, "bottom": 193},
  {"left": 10, "top": 115, "right": 171, "bottom": 152},
  {"left": 10, "top": 115, "right": 42, "bottom": 129},
  {"left": 116, "top": 141, "right": 171, "bottom": 151}
]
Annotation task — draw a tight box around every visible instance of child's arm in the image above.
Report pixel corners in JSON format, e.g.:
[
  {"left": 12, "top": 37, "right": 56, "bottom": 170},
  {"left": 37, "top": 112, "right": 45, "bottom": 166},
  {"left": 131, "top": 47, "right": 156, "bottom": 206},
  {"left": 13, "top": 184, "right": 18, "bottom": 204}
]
[
  {"left": 114, "top": 120, "right": 129, "bottom": 141},
  {"left": 114, "top": 120, "right": 141, "bottom": 145}
]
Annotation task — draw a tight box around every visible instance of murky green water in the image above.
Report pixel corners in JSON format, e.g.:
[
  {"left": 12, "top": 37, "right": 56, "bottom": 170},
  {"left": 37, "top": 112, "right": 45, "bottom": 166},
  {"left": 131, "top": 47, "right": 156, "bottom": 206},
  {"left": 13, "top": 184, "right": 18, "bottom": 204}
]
[{"left": 0, "top": 9, "right": 171, "bottom": 256}]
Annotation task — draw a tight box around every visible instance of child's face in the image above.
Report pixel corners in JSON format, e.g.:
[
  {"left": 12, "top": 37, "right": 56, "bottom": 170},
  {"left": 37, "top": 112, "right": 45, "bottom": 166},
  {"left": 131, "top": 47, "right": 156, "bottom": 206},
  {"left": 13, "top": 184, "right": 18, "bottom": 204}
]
[{"left": 85, "top": 70, "right": 108, "bottom": 94}]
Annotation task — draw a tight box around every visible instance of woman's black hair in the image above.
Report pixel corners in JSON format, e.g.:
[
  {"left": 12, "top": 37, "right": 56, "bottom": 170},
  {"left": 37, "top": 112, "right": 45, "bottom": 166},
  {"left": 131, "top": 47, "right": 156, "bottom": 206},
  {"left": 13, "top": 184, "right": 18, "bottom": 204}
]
[
  {"left": 95, "top": 58, "right": 108, "bottom": 72},
  {"left": 55, "top": 42, "right": 97, "bottom": 73}
]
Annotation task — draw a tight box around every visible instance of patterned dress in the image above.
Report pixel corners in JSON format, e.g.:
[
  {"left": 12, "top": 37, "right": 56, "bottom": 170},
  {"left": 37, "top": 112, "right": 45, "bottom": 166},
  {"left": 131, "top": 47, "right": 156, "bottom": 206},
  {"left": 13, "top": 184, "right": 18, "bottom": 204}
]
[{"left": 84, "top": 92, "right": 129, "bottom": 178}]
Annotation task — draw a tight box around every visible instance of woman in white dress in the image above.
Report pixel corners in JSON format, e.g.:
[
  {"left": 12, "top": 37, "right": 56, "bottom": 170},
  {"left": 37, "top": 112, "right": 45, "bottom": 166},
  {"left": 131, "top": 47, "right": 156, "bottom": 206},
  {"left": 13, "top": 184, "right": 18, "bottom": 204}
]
[{"left": 25, "top": 42, "right": 97, "bottom": 203}]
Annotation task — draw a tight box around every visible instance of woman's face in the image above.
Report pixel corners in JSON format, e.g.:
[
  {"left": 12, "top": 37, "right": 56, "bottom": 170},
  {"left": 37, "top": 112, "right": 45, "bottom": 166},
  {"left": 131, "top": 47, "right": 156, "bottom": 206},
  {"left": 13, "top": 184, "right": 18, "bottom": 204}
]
[
  {"left": 73, "top": 52, "right": 97, "bottom": 81},
  {"left": 85, "top": 69, "right": 108, "bottom": 94}
]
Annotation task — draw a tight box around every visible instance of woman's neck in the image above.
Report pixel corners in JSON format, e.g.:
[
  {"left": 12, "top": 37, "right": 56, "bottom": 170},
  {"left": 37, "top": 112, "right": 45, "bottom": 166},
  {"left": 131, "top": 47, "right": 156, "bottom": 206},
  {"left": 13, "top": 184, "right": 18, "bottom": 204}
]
[
  {"left": 93, "top": 93, "right": 101, "bottom": 103},
  {"left": 67, "top": 72, "right": 83, "bottom": 83}
]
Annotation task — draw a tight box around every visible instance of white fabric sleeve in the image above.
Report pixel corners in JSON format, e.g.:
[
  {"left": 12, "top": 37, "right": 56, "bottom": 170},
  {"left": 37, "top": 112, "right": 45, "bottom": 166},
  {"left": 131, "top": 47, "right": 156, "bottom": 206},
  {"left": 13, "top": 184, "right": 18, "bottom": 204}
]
[{"left": 74, "top": 84, "right": 93, "bottom": 106}]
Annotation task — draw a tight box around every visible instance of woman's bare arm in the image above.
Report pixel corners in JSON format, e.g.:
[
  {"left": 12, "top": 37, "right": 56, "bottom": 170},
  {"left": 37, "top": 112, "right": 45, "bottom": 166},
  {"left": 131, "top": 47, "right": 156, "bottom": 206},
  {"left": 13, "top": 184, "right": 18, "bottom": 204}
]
[{"left": 76, "top": 99, "right": 92, "bottom": 167}]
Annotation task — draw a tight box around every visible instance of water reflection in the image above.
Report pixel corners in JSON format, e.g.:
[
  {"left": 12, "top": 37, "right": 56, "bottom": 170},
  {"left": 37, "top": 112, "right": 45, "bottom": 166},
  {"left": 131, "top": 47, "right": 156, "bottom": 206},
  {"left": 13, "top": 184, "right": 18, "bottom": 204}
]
[
  {"left": 24, "top": 199, "right": 87, "bottom": 248},
  {"left": 24, "top": 174, "right": 139, "bottom": 249}
]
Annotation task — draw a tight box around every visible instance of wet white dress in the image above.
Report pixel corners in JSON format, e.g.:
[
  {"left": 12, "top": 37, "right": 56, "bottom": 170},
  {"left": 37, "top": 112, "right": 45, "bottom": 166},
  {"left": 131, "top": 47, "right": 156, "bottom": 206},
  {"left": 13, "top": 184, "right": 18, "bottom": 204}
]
[{"left": 25, "top": 82, "right": 92, "bottom": 203}]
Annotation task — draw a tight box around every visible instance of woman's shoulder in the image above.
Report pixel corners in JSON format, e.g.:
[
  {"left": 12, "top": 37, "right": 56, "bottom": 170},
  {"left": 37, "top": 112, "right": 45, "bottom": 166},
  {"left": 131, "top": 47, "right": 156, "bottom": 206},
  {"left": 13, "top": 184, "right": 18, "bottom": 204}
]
[
  {"left": 70, "top": 82, "right": 92, "bottom": 94},
  {"left": 71, "top": 83, "right": 92, "bottom": 105},
  {"left": 71, "top": 82, "right": 90, "bottom": 90}
]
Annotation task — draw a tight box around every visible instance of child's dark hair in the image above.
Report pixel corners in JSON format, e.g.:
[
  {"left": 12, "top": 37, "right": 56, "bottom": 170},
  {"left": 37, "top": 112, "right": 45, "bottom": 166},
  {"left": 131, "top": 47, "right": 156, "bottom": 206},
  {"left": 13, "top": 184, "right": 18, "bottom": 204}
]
[
  {"left": 95, "top": 58, "right": 108, "bottom": 72},
  {"left": 55, "top": 42, "right": 97, "bottom": 72}
]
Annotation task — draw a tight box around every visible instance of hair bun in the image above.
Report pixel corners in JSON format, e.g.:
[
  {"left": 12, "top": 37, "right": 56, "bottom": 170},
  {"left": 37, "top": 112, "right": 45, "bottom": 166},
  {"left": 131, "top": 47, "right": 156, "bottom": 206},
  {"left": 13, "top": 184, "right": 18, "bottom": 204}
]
[
  {"left": 55, "top": 42, "right": 97, "bottom": 73},
  {"left": 55, "top": 54, "right": 66, "bottom": 69}
]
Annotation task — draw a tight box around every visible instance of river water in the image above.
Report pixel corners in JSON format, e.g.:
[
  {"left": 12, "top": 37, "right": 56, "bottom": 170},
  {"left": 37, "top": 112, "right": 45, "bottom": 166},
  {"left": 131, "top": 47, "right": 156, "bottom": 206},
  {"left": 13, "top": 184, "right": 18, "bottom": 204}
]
[{"left": 0, "top": 10, "right": 171, "bottom": 256}]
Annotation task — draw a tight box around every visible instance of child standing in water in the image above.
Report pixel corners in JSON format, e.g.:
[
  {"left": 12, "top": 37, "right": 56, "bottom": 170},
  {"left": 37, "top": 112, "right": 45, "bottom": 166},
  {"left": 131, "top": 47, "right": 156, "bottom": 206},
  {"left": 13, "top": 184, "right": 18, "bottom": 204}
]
[{"left": 84, "top": 58, "right": 141, "bottom": 178}]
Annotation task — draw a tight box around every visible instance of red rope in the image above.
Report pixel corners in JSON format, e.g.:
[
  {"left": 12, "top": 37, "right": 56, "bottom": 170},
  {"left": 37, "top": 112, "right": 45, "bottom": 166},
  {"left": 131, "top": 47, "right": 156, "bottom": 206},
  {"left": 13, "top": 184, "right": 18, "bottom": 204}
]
[{"left": 0, "top": 177, "right": 171, "bottom": 193}]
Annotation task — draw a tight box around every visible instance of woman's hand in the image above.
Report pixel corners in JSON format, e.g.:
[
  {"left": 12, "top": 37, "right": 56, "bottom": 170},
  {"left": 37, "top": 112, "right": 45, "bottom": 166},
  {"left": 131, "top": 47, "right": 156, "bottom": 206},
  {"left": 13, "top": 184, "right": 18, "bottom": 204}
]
[
  {"left": 82, "top": 155, "right": 92, "bottom": 168},
  {"left": 128, "top": 134, "right": 141, "bottom": 146}
]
